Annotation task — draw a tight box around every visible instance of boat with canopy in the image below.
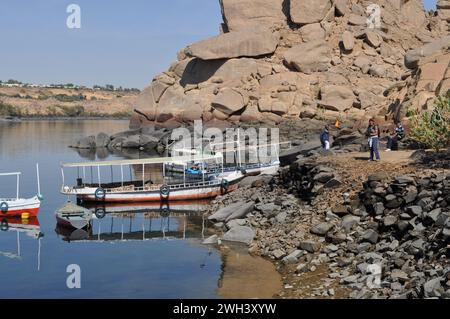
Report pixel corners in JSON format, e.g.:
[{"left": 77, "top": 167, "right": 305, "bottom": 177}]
[
  {"left": 0, "top": 165, "right": 43, "bottom": 218},
  {"left": 60, "top": 154, "right": 243, "bottom": 203}
]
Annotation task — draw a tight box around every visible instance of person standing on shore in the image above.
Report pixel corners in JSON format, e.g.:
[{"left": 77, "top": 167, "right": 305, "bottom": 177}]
[
  {"left": 366, "top": 119, "right": 380, "bottom": 161},
  {"left": 320, "top": 125, "right": 330, "bottom": 151}
]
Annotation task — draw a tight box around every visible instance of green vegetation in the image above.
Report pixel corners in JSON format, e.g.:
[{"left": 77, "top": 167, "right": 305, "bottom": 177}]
[
  {"left": 53, "top": 93, "right": 86, "bottom": 102},
  {"left": 55, "top": 105, "right": 85, "bottom": 117},
  {"left": 0, "top": 101, "right": 22, "bottom": 117},
  {"left": 410, "top": 93, "right": 450, "bottom": 152}
]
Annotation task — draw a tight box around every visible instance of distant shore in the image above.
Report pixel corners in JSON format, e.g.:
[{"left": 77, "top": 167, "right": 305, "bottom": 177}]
[
  {"left": 0, "top": 85, "right": 138, "bottom": 120},
  {"left": 0, "top": 115, "right": 130, "bottom": 122}
]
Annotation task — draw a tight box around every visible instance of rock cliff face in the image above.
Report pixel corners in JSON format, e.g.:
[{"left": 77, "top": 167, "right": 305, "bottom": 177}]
[{"left": 131, "top": 0, "right": 449, "bottom": 130}]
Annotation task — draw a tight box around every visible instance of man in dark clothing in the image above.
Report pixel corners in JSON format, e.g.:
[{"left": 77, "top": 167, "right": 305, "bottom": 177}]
[
  {"left": 320, "top": 125, "right": 330, "bottom": 150},
  {"left": 366, "top": 119, "right": 380, "bottom": 161},
  {"left": 386, "top": 122, "right": 405, "bottom": 151}
]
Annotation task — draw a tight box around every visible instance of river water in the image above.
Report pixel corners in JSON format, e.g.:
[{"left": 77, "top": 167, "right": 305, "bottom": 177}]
[{"left": 0, "top": 120, "right": 281, "bottom": 299}]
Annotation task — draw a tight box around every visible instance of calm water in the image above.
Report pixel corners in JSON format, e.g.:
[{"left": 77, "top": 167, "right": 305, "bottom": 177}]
[{"left": 0, "top": 120, "right": 225, "bottom": 299}]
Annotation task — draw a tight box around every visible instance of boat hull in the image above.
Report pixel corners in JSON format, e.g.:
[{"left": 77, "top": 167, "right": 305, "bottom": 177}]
[
  {"left": 56, "top": 215, "right": 91, "bottom": 230},
  {"left": 78, "top": 182, "right": 239, "bottom": 203},
  {"left": 0, "top": 197, "right": 41, "bottom": 217}
]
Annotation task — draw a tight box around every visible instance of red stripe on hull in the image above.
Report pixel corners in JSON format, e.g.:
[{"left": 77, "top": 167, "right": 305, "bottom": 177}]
[
  {"left": 79, "top": 184, "right": 239, "bottom": 203},
  {"left": 1, "top": 207, "right": 40, "bottom": 217}
]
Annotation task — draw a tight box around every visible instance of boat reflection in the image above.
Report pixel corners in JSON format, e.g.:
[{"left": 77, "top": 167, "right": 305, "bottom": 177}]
[
  {"left": 0, "top": 216, "right": 43, "bottom": 270},
  {"left": 55, "top": 201, "right": 210, "bottom": 243}
]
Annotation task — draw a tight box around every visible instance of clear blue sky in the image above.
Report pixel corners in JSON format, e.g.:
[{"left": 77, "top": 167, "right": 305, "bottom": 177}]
[{"left": 0, "top": 0, "right": 438, "bottom": 89}]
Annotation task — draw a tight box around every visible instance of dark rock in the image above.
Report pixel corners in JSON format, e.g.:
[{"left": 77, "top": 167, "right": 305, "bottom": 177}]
[
  {"left": 326, "top": 232, "right": 347, "bottom": 244},
  {"left": 332, "top": 204, "right": 349, "bottom": 216},
  {"left": 406, "top": 206, "right": 423, "bottom": 217},
  {"left": 394, "top": 175, "right": 416, "bottom": 184},
  {"left": 436, "top": 212, "right": 450, "bottom": 227},
  {"left": 391, "top": 269, "right": 409, "bottom": 282},
  {"left": 272, "top": 249, "right": 286, "bottom": 260},
  {"left": 222, "top": 226, "right": 255, "bottom": 245},
  {"left": 257, "top": 202, "right": 281, "bottom": 218},
  {"left": 325, "top": 178, "right": 343, "bottom": 188},
  {"left": 424, "top": 278, "right": 444, "bottom": 298},
  {"left": 95, "top": 133, "right": 110, "bottom": 148},
  {"left": 282, "top": 250, "right": 304, "bottom": 264},
  {"left": 373, "top": 202, "right": 385, "bottom": 215},
  {"left": 404, "top": 186, "right": 418, "bottom": 204},
  {"left": 225, "top": 201, "right": 255, "bottom": 222},
  {"left": 368, "top": 172, "right": 389, "bottom": 182},
  {"left": 296, "top": 263, "right": 308, "bottom": 273},
  {"left": 314, "top": 172, "right": 335, "bottom": 183},
  {"left": 239, "top": 175, "right": 273, "bottom": 187},
  {"left": 74, "top": 135, "right": 96, "bottom": 149},
  {"left": 341, "top": 215, "right": 360, "bottom": 232},
  {"left": 361, "top": 229, "right": 379, "bottom": 244},
  {"left": 417, "top": 197, "right": 435, "bottom": 212},
  {"left": 386, "top": 196, "right": 404, "bottom": 209},
  {"left": 311, "top": 222, "right": 334, "bottom": 236},
  {"left": 383, "top": 215, "right": 398, "bottom": 227},
  {"left": 424, "top": 208, "right": 441, "bottom": 225},
  {"left": 299, "top": 240, "right": 321, "bottom": 253},
  {"left": 209, "top": 202, "right": 246, "bottom": 222}
]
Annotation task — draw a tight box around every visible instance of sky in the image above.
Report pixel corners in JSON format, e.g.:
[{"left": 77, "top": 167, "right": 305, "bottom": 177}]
[{"left": 0, "top": 0, "right": 439, "bottom": 89}]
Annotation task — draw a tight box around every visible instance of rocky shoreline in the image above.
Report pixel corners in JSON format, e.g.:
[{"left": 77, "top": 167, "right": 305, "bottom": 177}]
[{"left": 203, "top": 150, "right": 450, "bottom": 299}]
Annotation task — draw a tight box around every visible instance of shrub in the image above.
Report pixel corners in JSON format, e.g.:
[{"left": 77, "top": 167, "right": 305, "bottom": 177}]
[
  {"left": 409, "top": 93, "right": 450, "bottom": 152},
  {"left": 0, "top": 102, "right": 22, "bottom": 117}
]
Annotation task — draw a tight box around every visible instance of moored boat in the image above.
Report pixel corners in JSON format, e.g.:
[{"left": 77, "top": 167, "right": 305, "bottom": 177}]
[
  {"left": 0, "top": 166, "right": 43, "bottom": 218},
  {"left": 60, "top": 154, "right": 244, "bottom": 203},
  {"left": 56, "top": 202, "right": 93, "bottom": 229}
]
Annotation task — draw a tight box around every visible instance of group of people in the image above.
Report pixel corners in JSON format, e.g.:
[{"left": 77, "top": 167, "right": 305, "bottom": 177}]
[{"left": 320, "top": 119, "right": 405, "bottom": 162}]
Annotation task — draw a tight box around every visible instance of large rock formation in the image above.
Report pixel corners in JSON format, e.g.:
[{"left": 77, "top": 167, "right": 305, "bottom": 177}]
[
  {"left": 131, "top": 0, "right": 450, "bottom": 129},
  {"left": 219, "top": 0, "right": 287, "bottom": 31},
  {"left": 186, "top": 29, "right": 280, "bottom": 60}
]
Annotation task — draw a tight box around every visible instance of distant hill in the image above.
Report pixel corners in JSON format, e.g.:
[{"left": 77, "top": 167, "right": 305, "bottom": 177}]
[{"left": 0, "top": 84, "right": 139, "bottom": 118}]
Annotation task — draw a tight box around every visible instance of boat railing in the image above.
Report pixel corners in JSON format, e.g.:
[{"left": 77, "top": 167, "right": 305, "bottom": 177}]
[
  {"left": 63, "top": 178, "right": 223, "bottom": 195},
  {"left": 0, "top": 197, "right": 19, "bottom": 202}
]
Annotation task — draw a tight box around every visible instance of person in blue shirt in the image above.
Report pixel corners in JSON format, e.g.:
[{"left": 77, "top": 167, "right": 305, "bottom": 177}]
[
  {"left": 386, "top": 122, "right": 405, "bottom": 151},
  {"left": 320, "top": 125, "right": 330, "bottom": 150}
]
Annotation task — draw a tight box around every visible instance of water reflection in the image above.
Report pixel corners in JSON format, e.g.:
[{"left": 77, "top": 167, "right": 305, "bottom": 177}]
[
  {"left": 55, "top": 201, "right": 211, "bottom": 243},
  {"left": 0, "top": 216, "right": 43, "bottom": 270}
]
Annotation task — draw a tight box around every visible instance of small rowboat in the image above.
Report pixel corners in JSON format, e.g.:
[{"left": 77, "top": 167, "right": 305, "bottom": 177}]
[
  {"left": 56, "top": 202, "right": 93, "bottom": 229},
  {"left": 0, "top": 166, "right": 43, "bottom": 218}
]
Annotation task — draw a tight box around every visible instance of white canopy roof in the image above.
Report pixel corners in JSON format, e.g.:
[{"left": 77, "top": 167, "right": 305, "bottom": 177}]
[
  {"left": 0, "top": 172, "right": 21, "bottom": 177},
  {"left": 61, "top": 154, "right": 223, "bottom": 168}
]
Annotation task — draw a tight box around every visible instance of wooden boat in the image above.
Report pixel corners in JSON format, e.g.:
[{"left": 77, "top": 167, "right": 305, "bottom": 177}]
[
  {"left": 56, "top": 202, "right": 93, "bottom": 229},
  {"left": 0, "top": 166, "right": 43, "bottom": 217},
  {"left": 60, "top": 154, "right": 244, "bottom": 203}
]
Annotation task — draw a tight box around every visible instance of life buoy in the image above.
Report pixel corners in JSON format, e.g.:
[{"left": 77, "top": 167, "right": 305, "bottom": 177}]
[
  {"left": 0, "top": 202, "right": 8, "bottom": 214},
  {"left": 160, "top": 185, "right": 170, "bottom": 199},
  {"left": 95, "top": 208, "right": 106, "bottom": 219},
  {"left": 0, "top": 219, "right": 9, "bottom": 231},
  {"left": 95, "top": 188, "right": 106, "bottom": 200},
  {"left": 160, "top": 202, "right": 170, "bottom": 218},
  {"left": 220, "top": 179, "right": 229, "bottom": 194}
]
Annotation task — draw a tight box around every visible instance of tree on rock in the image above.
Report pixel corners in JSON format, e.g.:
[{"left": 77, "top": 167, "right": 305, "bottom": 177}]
[{"left": 410, "top": 92, "right": 450, "bottom": 152}]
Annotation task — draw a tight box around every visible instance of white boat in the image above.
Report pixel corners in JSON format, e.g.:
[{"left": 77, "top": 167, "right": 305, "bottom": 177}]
[
  {"left": 168, "top": 140, "right": 290, "bottom": 177},
  {"left": 0, "top": 165, "right": 43, "bottom": 218},
  {"left": 60, "top": 154, "right": 244, "bottom": 203}
]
